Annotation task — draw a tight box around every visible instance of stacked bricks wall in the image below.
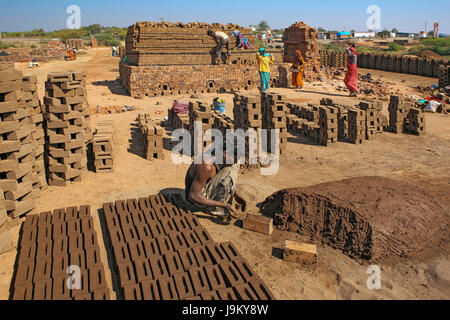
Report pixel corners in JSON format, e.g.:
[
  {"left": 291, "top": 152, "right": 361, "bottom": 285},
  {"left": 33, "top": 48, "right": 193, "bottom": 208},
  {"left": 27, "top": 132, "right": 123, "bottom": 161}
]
[
  {"left": 65, "top": 39, "right": 85, "bottom": 50},
  {"left": 318, "top": 106, "right": 338, "bottom": 146},
  {"left": 319, "top": 49, "right": 450, "bottom": 86},
  {"left": 189, "top": 101, "right": 214, "bottom": 155},
  {"left": 103, "top": 194, "right": 275, "bottom": 300},
  {"left": 137, "top": 114, "right": 164, "bottom": 160},
  {"left": 261, "top": 92, "right": 288, "bottom": 155},
  {"left": 0, "top": 63, "right": 39, "bottom": 218},
  {"left": 348, "top": 108, "right": 366, "bottom": 144},
  {"left": 359, "top": 100, "right": 384, "bottom": 140},
  {"left": 407, "top": 107, "right": 425, "bottom": 135},
  {"left": 11, "top": 205, "right": 110, "bottom": 300},
  {"left": 43, "top": 71, "right": 92, "bottom": 186},
  {"left": 93, "top": 122, "right": 115, "bottom": 172},
  {"left": 282, "top": 21, "right": 322, "bottom": 81},
  {"left": 0, "top": 187, "right": 14, "bottom": 255},
  {"left": 120, "top": 21, "right": 283, "bottom": 97},
  {"left": 286, "top": 103, "right": 320, "bottom": 143},
  {"left": 388, "top": 95, "right": 411, "bottom": 134}
]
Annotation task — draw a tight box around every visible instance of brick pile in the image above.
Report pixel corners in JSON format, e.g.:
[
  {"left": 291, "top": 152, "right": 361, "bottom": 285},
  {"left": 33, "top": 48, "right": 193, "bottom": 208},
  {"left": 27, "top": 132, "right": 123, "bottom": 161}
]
[
  {"left": 319, "top": 50, "right": 347, "bottom": 69},
  {"left": 189, "top": 101, "right": 215, "bottom": 154},
  {"left": 103, "top": 194, "right": 274, "bottom": 300},
  {"left": 438, "top": 64, "right": 449, "bottom": 88},
  {"left": 359, "top": 101, "right": 383, "bottom": 140},
  {"left": 261, "top": 92, "right": 288, "bottom": 155},
  {"left": 0, "top": 188, "right": 13, "bottom": 255},
  {"left": 137, "top": 114, "right": 164, "bottom": 160},
  {"left": 11, "top": 205, "right": 110, "bottom": 300},
  {"left": 0, "top": 63, "right": 42, "bottom": 218},
  {"left": 65, "top": 39, "right": 84, "bottom": 50},
  {"left": 169, "top": 110, "right": 190, "bottom": 130},
  {"left": 388, "top": 95, "right": 411, "bottom": 134},
  {"left": 43, "top": 71, "right": 92, "bottom": 186},
  {"left": 93, "top": 122, "right": 115, "bottom": 173},
  {"left": 282, "top": 21, "right": 322, "bottom": 81},
  {"left": 407, "top": 107, "right": 426, "bottom": 135},
  {"left": 318, "top": 106, "right": 338, "bottom": 146},
  {"left": 348, "top": 109, "right": 366, "bottom": 145},
  {"left": 285, "top": 103, "right": 319, "bottom": 143}
]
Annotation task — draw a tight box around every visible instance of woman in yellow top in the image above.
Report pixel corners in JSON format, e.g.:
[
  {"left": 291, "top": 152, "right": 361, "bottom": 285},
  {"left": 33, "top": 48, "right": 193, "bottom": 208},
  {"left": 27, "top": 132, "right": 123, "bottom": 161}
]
[
  {"left": 256, "top": 48, "right": 274, "bottom": 92},
  {"left": 292, "top": 50, "right": 305, "bottom": 89}
]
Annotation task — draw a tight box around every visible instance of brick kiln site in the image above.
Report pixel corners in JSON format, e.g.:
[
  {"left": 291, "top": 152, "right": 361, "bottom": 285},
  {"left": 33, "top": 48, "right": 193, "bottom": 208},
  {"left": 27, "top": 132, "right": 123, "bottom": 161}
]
[{"left": 0, "top": 18, "right": 449, "bottom": 302}]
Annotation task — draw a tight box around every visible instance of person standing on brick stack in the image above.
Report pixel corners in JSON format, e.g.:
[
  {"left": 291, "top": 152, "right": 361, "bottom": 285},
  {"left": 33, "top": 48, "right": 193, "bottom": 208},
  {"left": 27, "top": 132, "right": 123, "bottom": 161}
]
[
  {"left": 256, "top": 48, "right": 274, "bottom": 92},
  {"left": 231, "top": 30, "right": 250, "bottom": 50},
  {"left": 207, "top": 30, "right": 231, "bottom": 65},
  {"left": 344, "top": 42, "right": 359, "bottom": 97},
  {"left": 291, "top": 50, "right": 305, "bottom": 89}
]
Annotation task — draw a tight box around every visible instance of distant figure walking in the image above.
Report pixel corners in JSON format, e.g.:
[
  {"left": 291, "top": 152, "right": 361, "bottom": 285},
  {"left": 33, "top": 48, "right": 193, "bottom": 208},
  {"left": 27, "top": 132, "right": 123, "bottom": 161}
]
[
  {"left": 231, "top": 30, "right": 250, "bottom": 49},
  {"left": 291, "top": 50, "right": 305, "bottom": 89},
  {"left": 344, "top": 42, "right": 359, "bottom": 96},
  {"left": 207, "top": 30, "right": 231, "bottom": 65},
  {"left": 256, "top": 48, "right": 274, "bottom": 92}
]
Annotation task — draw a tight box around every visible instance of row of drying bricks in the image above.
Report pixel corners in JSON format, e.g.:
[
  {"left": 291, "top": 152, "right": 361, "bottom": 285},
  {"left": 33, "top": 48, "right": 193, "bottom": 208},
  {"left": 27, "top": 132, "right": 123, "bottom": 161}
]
[
  {"left": 103, "top": 200, "right": 275, "bottom": 300},
  {"left": 12, "top": 206, "right": 110, "bottom": 300}
]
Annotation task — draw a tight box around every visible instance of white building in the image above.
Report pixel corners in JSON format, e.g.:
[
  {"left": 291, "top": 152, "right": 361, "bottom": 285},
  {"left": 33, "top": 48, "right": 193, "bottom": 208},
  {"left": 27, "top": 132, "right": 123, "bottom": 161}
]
[{"left": 353, "top": 31, "right": 376, "bottom": 38}]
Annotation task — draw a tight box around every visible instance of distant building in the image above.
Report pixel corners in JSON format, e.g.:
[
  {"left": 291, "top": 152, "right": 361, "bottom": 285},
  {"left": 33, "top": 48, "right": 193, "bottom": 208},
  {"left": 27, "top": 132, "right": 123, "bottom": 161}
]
[
  {"left": 337, "top": 31, "right": 352, "bottom": 40},
  {"left": 353, "top": 31, "right": 376, "bottom": 38}
]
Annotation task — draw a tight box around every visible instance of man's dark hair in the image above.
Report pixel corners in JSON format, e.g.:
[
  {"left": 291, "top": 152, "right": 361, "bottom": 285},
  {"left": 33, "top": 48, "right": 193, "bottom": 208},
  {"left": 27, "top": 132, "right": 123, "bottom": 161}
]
[{"left": 207, "top": 30, "right": 215, "bottom": 36}]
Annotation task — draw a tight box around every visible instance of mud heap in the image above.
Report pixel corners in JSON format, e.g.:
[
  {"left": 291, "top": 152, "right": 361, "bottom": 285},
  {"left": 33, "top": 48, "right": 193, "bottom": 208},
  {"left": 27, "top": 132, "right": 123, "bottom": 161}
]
[
  {"left": 282, "top": 21, "right": 322, "bottom": 81},
  {"left": 261, "top": 177, "right": 449, "bottom": 261}
]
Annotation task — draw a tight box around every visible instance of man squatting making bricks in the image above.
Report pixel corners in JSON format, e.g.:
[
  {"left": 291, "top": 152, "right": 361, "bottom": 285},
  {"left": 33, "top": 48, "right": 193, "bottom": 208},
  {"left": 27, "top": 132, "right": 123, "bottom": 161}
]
[
  {"left": 207, "top": 29, "right": 231, "bottom": 65},
  {"left": 185, "top": 136, "right": 244, "bottom": 220}
]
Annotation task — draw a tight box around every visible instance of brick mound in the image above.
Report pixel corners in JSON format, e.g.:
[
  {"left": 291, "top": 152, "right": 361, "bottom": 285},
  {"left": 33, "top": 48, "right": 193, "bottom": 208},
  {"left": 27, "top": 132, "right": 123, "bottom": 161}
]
[{"left": 261, "top": 177, "right": 449, "bottom": 261}]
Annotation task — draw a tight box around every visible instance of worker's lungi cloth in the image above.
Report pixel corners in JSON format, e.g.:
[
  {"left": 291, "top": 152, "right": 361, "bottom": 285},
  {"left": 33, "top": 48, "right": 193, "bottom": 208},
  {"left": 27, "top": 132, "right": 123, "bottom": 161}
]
[{"left": 344, "top": 62, "right": 359, "bottom": 92}]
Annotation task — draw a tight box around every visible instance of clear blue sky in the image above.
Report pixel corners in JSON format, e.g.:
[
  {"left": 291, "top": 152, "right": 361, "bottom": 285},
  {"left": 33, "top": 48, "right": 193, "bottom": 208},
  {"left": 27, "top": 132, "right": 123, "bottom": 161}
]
[{"left": 1, "top": 0, "right": 449, "bottom": 33}]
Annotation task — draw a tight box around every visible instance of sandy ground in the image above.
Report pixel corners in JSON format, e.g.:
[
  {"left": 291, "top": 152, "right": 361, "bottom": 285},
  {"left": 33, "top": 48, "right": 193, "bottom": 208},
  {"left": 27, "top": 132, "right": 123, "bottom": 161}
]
[{"left": 0, "top": 48, "right": 449, "bottom": 300}]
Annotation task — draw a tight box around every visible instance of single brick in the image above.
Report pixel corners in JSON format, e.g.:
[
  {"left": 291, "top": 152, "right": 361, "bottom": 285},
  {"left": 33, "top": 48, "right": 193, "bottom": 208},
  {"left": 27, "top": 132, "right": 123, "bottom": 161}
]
[
  {"left": 163, "top": 252, "right": 184, "bottom": 276},
  {"left": 188, "top": 267, "right": 211, "bottom": 295},
  {"left": 173, "top": 273, "right": 195, "bottom": 300},
  {"left": 157, "top": 277, "right": 179, "bottom": 300},
  {"left": 123, "top": 284, "right": 142, "bottom": 300},
  {"left": 117, "top": 262, "right": 137, "bottom": 287},
  {"left": 141, "top": 280, "right": 161, "bottom": 300}
]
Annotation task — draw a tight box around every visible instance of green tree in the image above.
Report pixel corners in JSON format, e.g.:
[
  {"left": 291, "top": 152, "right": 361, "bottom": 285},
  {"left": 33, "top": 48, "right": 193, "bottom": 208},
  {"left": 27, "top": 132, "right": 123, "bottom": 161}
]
[
  {"left": 392, "top": 28, "right": 398, "bottom": 34},
  {"left": 257, "top": 21, "right": 269, "bottom": 32},
  {"left": 88, "top": 24, "right": 101, "bottom": 35},
  {"left": 318, "top": 27, "right": 326, "bottom": 32}
]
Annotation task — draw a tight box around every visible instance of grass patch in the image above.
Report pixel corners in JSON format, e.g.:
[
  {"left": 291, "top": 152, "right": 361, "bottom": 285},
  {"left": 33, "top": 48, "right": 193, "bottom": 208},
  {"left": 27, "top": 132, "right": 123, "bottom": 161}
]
[{"left": 408, "top": 37, "right": 450, "bottom": 58}]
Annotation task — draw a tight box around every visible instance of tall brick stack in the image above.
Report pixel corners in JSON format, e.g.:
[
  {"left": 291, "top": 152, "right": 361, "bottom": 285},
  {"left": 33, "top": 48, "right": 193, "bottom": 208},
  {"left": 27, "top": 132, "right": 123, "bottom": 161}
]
[
  {"left": 388, "top": 95, "right": 411, "bottom": 134},
  {"left": 261, "top": 92, "right": 288, "bottom": 155},
  {"left": 93, "top": 122, "right": 115, "bottom": 172},
  {"left": 359, "top": 101, "right": 383, "bottom": 140},
  {"left": 189, "top": 101, "right": 214, "bottom": 154},
  {"left": 407, "top": 107, "right": 425, "bottom": 135},
  {"left": 348, "top": 109, "right": 366, "bottom": 145},
  {"left": 0, "top": 63, "right": 39, "bottom": 218},
  {"left": 43, "top": 71, "right": 92, "bottom": 186},
  {"left": 318, "top": 106, "right": 338, "bottom": 146},
  {"left": 137, "top": 114, "right": 165, "bottom": 160},
  {"left": 282, "top": 21, "right": 322, "bottom": 81}
]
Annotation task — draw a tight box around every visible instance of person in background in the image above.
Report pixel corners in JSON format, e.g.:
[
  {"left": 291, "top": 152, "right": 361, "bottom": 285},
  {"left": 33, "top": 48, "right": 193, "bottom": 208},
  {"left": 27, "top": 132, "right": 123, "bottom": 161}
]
[
  {"left": 231, "top": 30, "right": 250, "bottom": 49},
  {"left": 256, "top": 48, "right": 274, "bottom": 92},
  {"left": 207, "top": 30, "right": 231, "bottom": 65},
  {"left": 344, "top": 42, "right": 359, "bottom": 97},
  {"left": 291, "top": 50, "right": 305, "bottom": 89}
]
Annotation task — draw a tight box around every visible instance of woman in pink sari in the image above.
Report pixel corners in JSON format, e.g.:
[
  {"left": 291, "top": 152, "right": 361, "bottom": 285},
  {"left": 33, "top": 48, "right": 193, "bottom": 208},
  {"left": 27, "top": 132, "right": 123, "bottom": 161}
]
[{"left": 344, "top": 43, "right": 359, "bottom": 97}]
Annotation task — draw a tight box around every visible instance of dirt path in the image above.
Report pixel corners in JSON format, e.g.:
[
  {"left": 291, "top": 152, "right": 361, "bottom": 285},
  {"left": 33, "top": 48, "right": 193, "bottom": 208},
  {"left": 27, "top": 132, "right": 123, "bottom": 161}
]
[{"left": 1, "top": 48, "right": 449, "bottom": 300}]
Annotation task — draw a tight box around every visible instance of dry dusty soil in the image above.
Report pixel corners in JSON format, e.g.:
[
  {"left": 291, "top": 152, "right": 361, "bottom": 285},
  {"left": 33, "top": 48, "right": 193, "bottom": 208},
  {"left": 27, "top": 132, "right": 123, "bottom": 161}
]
[{"left": 0, "top": 48, "right": 449, "bottom": 300}]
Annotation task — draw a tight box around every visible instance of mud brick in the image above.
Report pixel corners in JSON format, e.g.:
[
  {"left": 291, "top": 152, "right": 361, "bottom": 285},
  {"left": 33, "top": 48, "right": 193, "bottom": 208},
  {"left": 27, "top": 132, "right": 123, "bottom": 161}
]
[
  {"left": 118, "top": 209, "right": 133, "bottom": 228},
  {"left": 52, "top": 254, "right": 69, "bottom": 277},
  {"left": 283, "top": 240, "right": 317, "bottom": 264},
  {"left": 165, "top": 205, "right": 182, "bottom": 219},
  {"left": 112, "top": 242, "right": 131, "bottom": 266},
  {"left": 0, "top": 140, "right": 20, "bottom": 155},
  {"left": 92, "top": 288, "right": 110, "bottom": 300},
  {"left": 33, "top": 259, "right": 52, "bottom": 282},
  {"left": 120, "top": 283, "right": 142, "bottom": 300},
  {"left": 204, "top": 265, "right": 226, "bottom": 290},
  {"left": 157, "top": 277, "right": 179, "bottom": 300},
  {"left": 117, "top": 262, "right": 137, "bottom": 287},
  {"left": 141, "top": 280, "right": 161, "bottom": 300},
  {"left": 182, "top": 230, "right": 204, "bottom": 248},
  {"left": 104, "top": 210, "right": 121, "bottom": 232},
  {"left": 160, "top": 218, "right": 179, "bottom": 234},
  {"left": 21, "top": 227, "right": 37, "bottom": 245},
  {"left": 168, "top": 232, "right": 190, "bottom": 250},
  {"left": 78, "top": 205, "right": 90, "bottom": 219},
  {"left": 247, "top": 279, "right": 275, "bottom": 300},
  {"left": 205, "top": 243, "right": 229, "bottom": 265},
  {"left": 232, "top": 259, "right": 257, "bottom": 283},
  {"left": 68, "top": 233, "right": 84, "bottom": 252},
  {"left": 129, "top": 240, "right": 147, "bottom": 261},
  {"left": 67, "top": 219, "right": 82, "bottom": 235},
  {"left": 163, "top": 252, "right": 184, "bottom": 276},
  {"left": 219, "top": 262, "right": 245, "bottom": 287},
  {"left": 70, "top": 249, "right": 87, "bottom": 270},
  {"left": 85, "top": 245, "right": 102, "bottom": 268},
  {"left": 109, "top": 227, "right": 125, "bottom": 245},
  {"left": 115, "top": 200, "right": 128, "bottom": 215},
  {"left": 65, "top": 206, "right": 79, "bottom": 221},
  {"left": 216, "top": 287, "right": 238, "bottom": 300},
  {"left": 80, "top": 217, "right": 94, "bottom": 233},
  {"left": 18, "top": 244, "right": 36, "bottom": 263},
  {"left": 37, "top": 224, "right": 52, "bottom": 242},
  {"left": 149, "top": 194, "right": 168, "bottom": 209},
  {"left": 0, "top": 79, "right": 22, "bottom": 93},
  {"left": 52, "top": 222, "right": 68, "bottom": 239},
  {"left": 138, "top": 197, "right": 151, "bottom": 211},
  {"left": 188, "top": 267, "right": 211, "bottom": 294},
  {"left": 177, "top": 248, "right": 200, "bottom": 271},
  {"left": 0, "top": 101, "right": 18, "bottom": 114},
  {"left": 12, "top": 283, "right": 33, "bottom": 300},
  {"left": 84, "top": 232, "right": 98, "bottom": 250},
  {"left": 192, "top": 227, "right": 214, "bottom": 245},
  {"left": 47, "top": 72, "right": 71, "bottom": 82},
  {"left": 233, "top": 284, "right": 257, "bottom": 300},
  {"left": 150, "top": 255, "right": 170, "bottom": 279},
  {"left": 153, "top": 206, "right": 171, "bottom": 221},
  {"left": 184, "top": 214, "right": 201, "bottom": 230},
  {"left": 134, "top": 259, "right": 154, "bottom": 282},
  {"left": 33, "top": 279, "right": 53, "bottom": 300},
  {"left": 149, "top": 221, "right": 166, "bottom": 238},
  {"left": 172, "top": 216, "right": 191, "bottom": 232},
  {"left": 126, "top": 198, "right": 139, "bottom": 213},
  {"left": 243, "top": 214, "right": 273, "bottom": 235},
  {"left": 52, "top": 237, "right": 68, "bottom": 257},
  {"left": 192, "top": 246, "right": 214, "bottom": 266},
  {"left": 36, "top": 238, "right": 53, "bottom": 260},
  {"left": 122, "top": 224, "right": 139, "bottom": 243},
  {"left": 37, "top": 211, "right": 52, "bottom": 226},
  {"left": 199, "top": 291, "right": 220, "bottom": 300},
  {"left": 142, "top": 207, "right": 158, "bottom": 224},
  {"left": 142, "top": 238, "right": 161, "bottom": 258},
  {"left": 171, "top": 273, "right": 195, "bottom": 300},
  {"left": 89, "top": 266, "right": 107, "bottom": 291},
  {"left": 130, "top": 210, "right": 147, "bottom": 226},
  {"left": 220, "top": 241, "right": 243, "bottom": 261},
  {"left": 135, "top": 223, "right": 152, "bottom": 240}
]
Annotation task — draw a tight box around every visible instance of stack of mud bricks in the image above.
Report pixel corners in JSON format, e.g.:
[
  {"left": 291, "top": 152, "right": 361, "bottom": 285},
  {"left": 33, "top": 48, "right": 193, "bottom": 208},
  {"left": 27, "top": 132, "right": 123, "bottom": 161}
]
[
  {"left": 318, "top": 50, "right": 346, "bottom": 69},
  {"left": 65, "top": 39, "right": 84, "bottom": 50},
  {"left": 103, "top": 194, "right": 274, "bottom": 300},
  {"left": 282, "top": 22, "right": 322, "bottom": 81},
  {"left": 348, "top": 108, "right": 366, "bottom": 144},
  {"left": 388, "top": 95, "right": 411, "bottom": 134},
  {"left": 0, "top": 63, "right": 42, "bottom": 218},
  {"left": 189, "top": 101, "right": 214, "bottom": 154},
  {"left": 43, "top": 71, "right": 92, "bottom": 186},
  {"left": 212, "top": 111, "right": 234, "bottom": 137},
  {"left": 359, "top": 101, "right": 383, "bottom": 140},
  {"left": 285, "top": 103, "right": 319, "bottom": 143},
  {"left": 11, "top": 206, "right": 110, "bottom": 300},
  {"left": 319, "top": 98, "right": 349, "bottom": 142},
  {"left": 168, "top": 109, "right": 189, "bottom": 130},
  {"left": 137, "top": 114, "right": 164, "bottom": 160},
  {"left": 261, "top": 92, "right": 288, "bottom": 155},
  {"left": 1, "top": 187, "right": 14, "bottom": 255},
  {"left": 406, "top": 107, "right": 425, "bottom": 135},
  {"left": 93, "top": 122, "right": 115, "bottom": 172},
  {"left": 438, "top": 64, "right": 449, "bottom": 88},
  {"left": 318, "top": 105, "right": 338, "bottom": 146}
]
